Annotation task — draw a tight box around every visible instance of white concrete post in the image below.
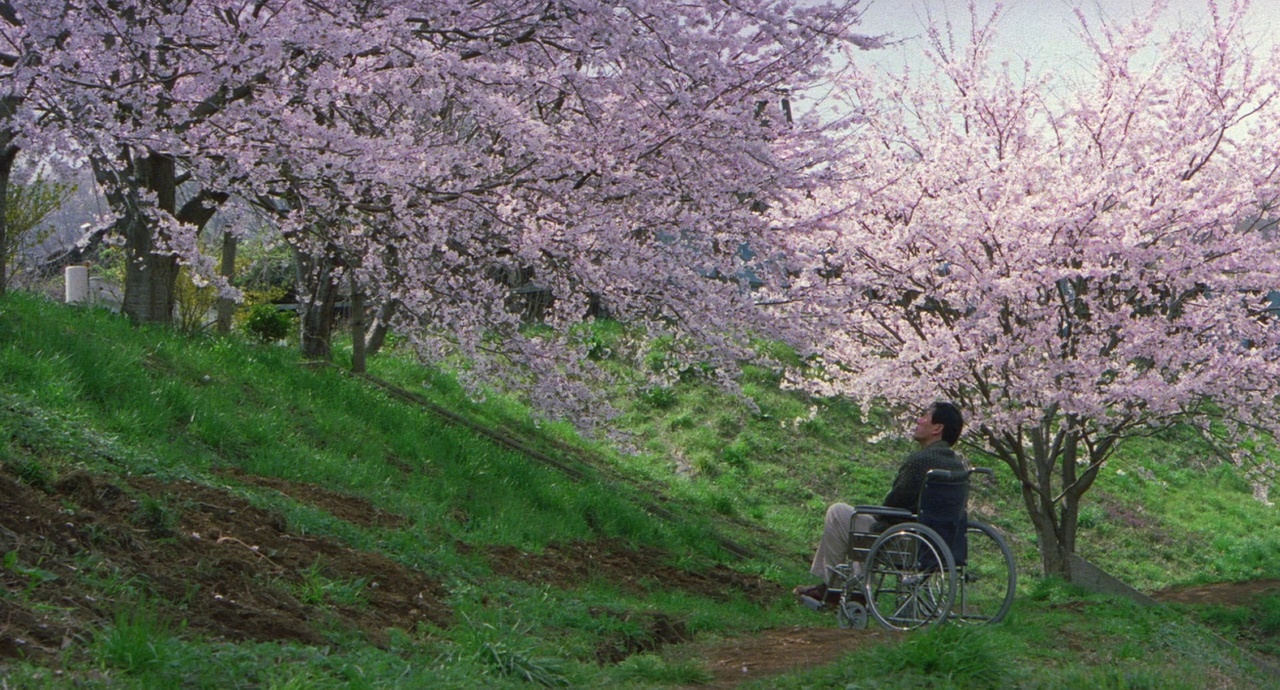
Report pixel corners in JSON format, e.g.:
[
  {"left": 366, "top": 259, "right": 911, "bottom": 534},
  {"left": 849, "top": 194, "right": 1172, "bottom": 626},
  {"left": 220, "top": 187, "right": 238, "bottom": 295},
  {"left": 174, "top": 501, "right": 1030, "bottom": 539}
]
[{"left": 64, "top": 264, "right": 89, "bottom": 304}]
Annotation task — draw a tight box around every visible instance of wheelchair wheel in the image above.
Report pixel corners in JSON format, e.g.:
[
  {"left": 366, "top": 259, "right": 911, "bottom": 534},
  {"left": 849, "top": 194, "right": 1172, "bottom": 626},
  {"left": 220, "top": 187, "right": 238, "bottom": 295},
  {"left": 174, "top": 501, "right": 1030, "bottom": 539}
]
[
  {"left": 863, "top": 523, "right": 956, "bottom": 631},
  {"left": 836, "top": 594, "right": 868, "bottom": 630},
  {"left": 952, "top": 520, "right": 1016, "bottom": 626}
]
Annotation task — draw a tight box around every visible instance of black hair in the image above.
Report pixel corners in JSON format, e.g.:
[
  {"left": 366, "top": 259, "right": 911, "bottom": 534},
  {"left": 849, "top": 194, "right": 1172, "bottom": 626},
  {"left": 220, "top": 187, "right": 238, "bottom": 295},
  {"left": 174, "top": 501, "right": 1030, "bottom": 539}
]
[{"left": 930, "top": 402, "right": 964, "bottom": 445}]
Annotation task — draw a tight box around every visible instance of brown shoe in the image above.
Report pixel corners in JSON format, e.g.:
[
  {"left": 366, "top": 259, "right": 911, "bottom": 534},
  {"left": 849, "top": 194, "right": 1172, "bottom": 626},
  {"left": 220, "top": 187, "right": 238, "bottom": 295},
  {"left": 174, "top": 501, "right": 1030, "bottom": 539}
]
[{"left": 793, "top": 583, "right": 841, "bottom": 610}]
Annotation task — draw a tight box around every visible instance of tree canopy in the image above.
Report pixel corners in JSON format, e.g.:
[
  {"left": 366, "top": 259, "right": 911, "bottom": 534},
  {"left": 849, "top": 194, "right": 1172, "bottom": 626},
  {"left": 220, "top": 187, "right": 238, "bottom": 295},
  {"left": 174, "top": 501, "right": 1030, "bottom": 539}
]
[{"left": 2, "top": 0, "right": 878, "bottom": 419}]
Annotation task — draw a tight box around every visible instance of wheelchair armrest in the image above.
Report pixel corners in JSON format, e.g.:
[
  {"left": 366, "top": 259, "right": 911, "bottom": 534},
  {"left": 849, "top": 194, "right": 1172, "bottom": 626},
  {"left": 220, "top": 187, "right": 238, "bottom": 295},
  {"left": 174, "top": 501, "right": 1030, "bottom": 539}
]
[{"left": 853, "top": 505, "right": 915, "bottom": 520}]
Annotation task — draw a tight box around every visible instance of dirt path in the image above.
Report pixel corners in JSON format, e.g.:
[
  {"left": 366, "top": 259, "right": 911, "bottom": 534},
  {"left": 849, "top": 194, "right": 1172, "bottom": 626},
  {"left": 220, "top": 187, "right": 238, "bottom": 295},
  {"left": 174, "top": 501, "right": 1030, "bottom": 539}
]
[
  {"left": 1151, "top": 579, "right": 1280, "bottom": 606},
  {"left": 681, "top": 579, "right": 1280, "bottom": 688},
  {"left": 680, "top": 625, "right": 898, "bottom": 689}
]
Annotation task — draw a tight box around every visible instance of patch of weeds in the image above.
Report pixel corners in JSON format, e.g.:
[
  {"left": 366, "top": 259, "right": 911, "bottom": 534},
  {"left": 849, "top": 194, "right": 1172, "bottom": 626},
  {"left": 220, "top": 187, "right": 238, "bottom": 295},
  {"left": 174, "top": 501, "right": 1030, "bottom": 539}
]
[
  {"left": 721, "top": 438, "right": 751, "bottom": 469},
  {"left": 1022, "top": 664, "right": 1207, "bottom": 690},
  {"left": 76, "top": 554, "right": 148, "bottom": 599},
  {"left": 589, "top": 607, "right": 691, "bottom": 665},
  {"left": 708, "top": 491, "right": 737, "bottom": 517},
  {"left": 474, "top": 638, "right": 571, "bottom": 688},
  {"left": 93, "top": 605, "right": 183, "bottom": 675},
  {"left": 292, "top": 559, "right": 369, "bottom": 607},
  {"left": 638, "top": 386, "right": 678, "bottom": 410},
  {"left": 1024, "top": 576, "right": 1092, "bottom": 605},
  {"left": 130, "top": 495, "right": 179, "bottom": 537},
  {"left": 1077, "top": 503, "right": 1107, "bottom": 529},
  {"left": 2, "top": 551, "right": 59, "bottom": 595},
  {"left": 857, "top": 624, "right": 1011, "bottom": 689},
  {"left": 1190, "top": 593, "right": 1280, "bottom": 659},
  {"left": 3, "top": 456, "right": 54, "bottom": 491},
  {"left": 1197, "top": 603, "right": 1256, "bottom": 631},
  {"left": 668, "top": 413, "right": 696, "bottom": 430},
  {"left": 1259, "top": 593, "right": 1280, "bottom": 635},
  {"left": 764, "top": 624, "right": 1010, "bottom": 690},
  {"left": 611, "top": 653, "right": 712, "bottom": 685},
  {"left": 449, "top": 616, "right": 571, "bottom": 688}
]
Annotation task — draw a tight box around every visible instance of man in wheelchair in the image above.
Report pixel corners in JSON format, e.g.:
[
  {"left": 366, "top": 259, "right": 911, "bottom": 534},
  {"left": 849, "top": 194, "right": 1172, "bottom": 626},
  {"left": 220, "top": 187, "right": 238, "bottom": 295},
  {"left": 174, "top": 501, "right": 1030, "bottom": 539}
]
[{"left": 794, "top": 401, "right": 967, "bottom": 610}]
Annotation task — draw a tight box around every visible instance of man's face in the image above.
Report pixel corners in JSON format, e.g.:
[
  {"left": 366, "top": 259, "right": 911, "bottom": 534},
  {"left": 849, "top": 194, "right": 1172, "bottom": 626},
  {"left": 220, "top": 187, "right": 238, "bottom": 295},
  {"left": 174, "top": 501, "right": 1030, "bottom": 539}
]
[{"left": 912, "top": 406, "right": 941, "bottom": 444}]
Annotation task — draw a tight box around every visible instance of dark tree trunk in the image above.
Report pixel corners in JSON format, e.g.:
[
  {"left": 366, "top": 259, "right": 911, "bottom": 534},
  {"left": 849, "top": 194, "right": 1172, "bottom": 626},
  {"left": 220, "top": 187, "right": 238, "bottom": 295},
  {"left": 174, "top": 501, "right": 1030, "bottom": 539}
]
[
  {"left": 363, "top": 243, "right": 400, "bottom": 359},
  {"left": 350, "top": 271, "right": 367, "bottom": 374},
  {"left": 364, "top": 298, "right": 398, "bottom": 358},
  {"left": 982, "top": 413, "right": 1106, "bottom": 582},
  {"left": 120, "top": 153, "right": 180, "bottom": 324},
  {"left": 216, "top": 230, "right": 237, "bottom": 333},
  {"left": 0, "top": 95, "right": 20, "bottom": 295},
  {"left": 95, "top": 150, "right": 227, "bottom": 325},
  {"left": 295, "top": 244, "right": 340, "bottom": 360},
  {"left": 0, "top": 133, "right": 16, "bottom": 296},
  {"left": 121, "top": 217, "right": 181, "bottom": 324}
]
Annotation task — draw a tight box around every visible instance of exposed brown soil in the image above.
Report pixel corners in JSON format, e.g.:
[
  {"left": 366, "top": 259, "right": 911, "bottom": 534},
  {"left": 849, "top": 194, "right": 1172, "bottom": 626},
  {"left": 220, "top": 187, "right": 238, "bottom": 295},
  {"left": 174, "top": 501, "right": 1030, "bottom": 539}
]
[
  {"left": 680, "top": 625, "right": 897, "bottom": 689},
  {"left": 1151, "top": 579, "right": 1280, "bottom": 607},
  {"left": 0, "top": 469, "right": 451, "bottom": 663},
  {"left": 481, "top": 540, "right": 783, "bottom": 606}
]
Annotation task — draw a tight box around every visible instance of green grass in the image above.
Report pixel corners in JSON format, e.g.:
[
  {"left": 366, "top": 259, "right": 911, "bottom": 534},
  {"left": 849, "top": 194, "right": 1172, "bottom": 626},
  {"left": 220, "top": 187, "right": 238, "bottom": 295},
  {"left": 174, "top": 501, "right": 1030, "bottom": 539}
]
[{"left": 1, "top": 291, "right": 1278, "bottom": 688}]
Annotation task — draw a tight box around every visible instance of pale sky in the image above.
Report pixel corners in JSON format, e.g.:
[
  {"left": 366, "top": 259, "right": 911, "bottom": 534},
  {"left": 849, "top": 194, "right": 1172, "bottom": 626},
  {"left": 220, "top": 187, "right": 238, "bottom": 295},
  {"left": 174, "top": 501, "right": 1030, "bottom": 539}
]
[{"left": 852, "top": 0, "right": 1280, "bottom": 75}]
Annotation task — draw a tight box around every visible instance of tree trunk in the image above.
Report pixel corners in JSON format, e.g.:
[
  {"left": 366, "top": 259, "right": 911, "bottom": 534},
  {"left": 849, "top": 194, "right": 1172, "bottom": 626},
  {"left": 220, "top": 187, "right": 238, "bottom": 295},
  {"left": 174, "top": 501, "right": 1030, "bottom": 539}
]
[
  {"left": 350, "top": 270, "right": 367, "bottom": 374},
  {"left": 121, "top": 153, "right": 180, "bottom": 324},
  {"left": 0, "top": 134, "right": 16, "bottom": 296},
  {"left": 364, "top": 298, "right": 398, "bottom": 358},
  {"left": 1022, "top": 483, "right": 1078, "bottom": 580},
  {"left": 986, "top": 420, "right": 1083, "bottom": 581},
  {"left": 0, "top": 95, "right": 20, "bottom": 295},
  {"left": 215, "top": 230, "right": 237, "bottom": 333},
  {"left": 295, "top": 244, "right": 339, "bottom": 360},
  {"left": 121, "top": 221, "right": 181, "bottom": 324}
]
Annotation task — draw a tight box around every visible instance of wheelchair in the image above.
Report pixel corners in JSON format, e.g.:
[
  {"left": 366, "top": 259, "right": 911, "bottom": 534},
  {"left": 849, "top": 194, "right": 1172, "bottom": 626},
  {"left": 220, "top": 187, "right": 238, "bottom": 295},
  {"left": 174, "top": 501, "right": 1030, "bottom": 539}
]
[{"left": 821, "top": 467, "right": 1017, "bottom": 631}]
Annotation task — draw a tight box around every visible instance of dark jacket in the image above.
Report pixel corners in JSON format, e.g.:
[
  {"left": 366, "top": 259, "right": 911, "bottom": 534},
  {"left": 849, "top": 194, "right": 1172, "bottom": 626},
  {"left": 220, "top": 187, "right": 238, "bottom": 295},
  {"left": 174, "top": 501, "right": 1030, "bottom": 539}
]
[{"left": 882, "top": 441, "right": 967, "bottom": 511}]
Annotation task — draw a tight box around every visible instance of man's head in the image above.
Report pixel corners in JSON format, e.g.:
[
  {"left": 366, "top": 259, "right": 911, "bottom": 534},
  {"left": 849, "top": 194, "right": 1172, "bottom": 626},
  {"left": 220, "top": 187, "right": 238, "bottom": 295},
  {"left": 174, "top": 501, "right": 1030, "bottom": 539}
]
[{"left": 912, "top": 402, "right": 964, "bottom": 446}]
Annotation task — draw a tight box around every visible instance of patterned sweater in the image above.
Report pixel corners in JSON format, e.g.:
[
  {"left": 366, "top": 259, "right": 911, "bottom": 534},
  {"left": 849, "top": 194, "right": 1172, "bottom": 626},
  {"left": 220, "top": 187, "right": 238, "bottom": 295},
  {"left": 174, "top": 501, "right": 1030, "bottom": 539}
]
[{"left": 881, "top": 441, "right": 967, "bottom": 511}]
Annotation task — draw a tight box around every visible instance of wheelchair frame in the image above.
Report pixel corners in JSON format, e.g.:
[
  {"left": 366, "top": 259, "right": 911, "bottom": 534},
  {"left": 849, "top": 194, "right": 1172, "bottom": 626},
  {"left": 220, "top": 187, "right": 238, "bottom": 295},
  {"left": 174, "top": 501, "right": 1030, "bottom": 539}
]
[{"left": 825, "top": 467, "right": 1017, "bottom": 631}]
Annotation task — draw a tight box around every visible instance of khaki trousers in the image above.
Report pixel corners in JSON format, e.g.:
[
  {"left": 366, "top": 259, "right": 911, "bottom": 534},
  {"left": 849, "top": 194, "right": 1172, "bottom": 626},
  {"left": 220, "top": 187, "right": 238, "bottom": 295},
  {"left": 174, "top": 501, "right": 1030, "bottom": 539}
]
[{"left": 810, "top": 502, "right": 877, "bottom": 586}]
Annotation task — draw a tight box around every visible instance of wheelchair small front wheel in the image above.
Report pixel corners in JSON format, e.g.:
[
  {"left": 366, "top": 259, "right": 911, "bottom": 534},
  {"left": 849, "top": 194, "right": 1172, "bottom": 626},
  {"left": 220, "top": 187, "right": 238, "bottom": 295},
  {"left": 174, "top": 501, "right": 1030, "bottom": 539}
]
[{"left": 836, "top": 596, "right": 868, "bottom": 629}]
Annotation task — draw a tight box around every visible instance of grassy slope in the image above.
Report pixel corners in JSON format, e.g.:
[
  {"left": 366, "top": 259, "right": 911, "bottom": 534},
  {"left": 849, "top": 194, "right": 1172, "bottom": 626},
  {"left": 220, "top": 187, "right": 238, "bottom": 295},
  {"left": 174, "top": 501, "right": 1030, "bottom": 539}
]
[{"left": 0, "top": 291, "right": 1277, "bottom": 689}]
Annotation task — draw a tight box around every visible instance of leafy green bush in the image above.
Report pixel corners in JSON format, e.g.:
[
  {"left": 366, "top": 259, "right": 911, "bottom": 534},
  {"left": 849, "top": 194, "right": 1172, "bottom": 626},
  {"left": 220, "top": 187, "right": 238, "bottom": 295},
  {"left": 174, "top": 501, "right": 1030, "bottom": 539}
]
[{"left": 242, "top": 303, "right": 295, "bottom": 343}]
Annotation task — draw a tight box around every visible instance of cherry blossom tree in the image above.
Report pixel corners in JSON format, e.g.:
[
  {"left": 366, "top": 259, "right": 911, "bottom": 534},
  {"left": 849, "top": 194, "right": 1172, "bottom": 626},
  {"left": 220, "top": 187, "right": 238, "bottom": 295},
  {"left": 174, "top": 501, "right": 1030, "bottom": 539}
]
[
  {"left": 788, "top": 1, "right": 1280, "bottom": 578},
  {"left": 12, "top": 0, "right": 314, "bottom": 324},
  {"left": 171, "top": 0, "right": 881, "bottom": 410},
  {"left": 4, "top": 0, "right": 882, "bottom": 417}
]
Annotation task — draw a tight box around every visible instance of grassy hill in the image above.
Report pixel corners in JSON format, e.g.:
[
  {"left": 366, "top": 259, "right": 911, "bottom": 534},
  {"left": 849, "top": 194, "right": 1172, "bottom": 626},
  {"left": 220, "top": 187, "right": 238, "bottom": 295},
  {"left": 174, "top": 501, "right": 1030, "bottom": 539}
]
[{"left": 0, "top": 291, "right": 1277, "bottom": 689}]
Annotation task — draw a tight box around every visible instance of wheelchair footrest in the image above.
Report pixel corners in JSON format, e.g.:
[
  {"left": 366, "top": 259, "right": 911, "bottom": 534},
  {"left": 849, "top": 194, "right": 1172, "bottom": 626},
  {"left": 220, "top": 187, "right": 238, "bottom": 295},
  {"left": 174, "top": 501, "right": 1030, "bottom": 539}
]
[{"left": 797, "top": 594, "right": 827, "bottom": 611}]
